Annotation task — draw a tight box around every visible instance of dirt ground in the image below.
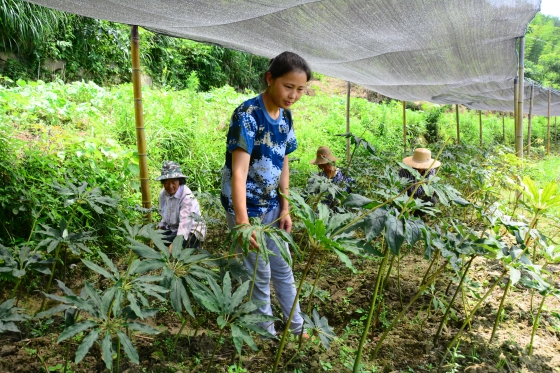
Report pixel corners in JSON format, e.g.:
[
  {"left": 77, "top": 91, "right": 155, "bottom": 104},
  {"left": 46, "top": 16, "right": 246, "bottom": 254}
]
[{"left": 1, "top": 241, "right": 559, "bottom": 373}]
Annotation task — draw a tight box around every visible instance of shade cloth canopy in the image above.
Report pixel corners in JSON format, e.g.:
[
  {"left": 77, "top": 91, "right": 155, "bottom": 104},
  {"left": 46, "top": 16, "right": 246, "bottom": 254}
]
[{"left": 24, "top": 0, "right": 560, "bottom": 115}]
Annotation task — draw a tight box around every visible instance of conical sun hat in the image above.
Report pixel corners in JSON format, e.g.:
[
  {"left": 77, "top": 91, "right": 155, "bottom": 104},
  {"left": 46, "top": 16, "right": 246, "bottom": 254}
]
[
  {"left": 156, "top": 161, "right": 187, "bottom": 180},
  {"left": 402, "top": 148, "right": 441, "bottom": 169},
  {"left": 310, "top": 146, "right": 339, "bottom": 165}
]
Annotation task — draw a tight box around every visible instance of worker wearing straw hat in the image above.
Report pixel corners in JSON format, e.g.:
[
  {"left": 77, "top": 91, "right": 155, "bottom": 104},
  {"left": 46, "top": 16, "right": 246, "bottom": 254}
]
[
  {"left": 398, "top": 148, "right": 441, "bottom": 206},
  {"left": 307, "top": 146, "right": 354, "bottom": 209}
]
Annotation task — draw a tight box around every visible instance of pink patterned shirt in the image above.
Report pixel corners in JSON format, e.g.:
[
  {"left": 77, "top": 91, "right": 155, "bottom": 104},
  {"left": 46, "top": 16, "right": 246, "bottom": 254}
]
[{"left": 158, "top": 185, "right": 206, "bottom": 240}]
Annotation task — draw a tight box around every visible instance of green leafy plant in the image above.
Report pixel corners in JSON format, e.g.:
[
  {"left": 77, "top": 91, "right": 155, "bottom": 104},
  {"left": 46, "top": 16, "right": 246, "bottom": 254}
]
[
  {"left": 41, "top": 279, "right": 160, "bottom": 372},
  {"left": 0, "top": 243, "right": 52, "bottom": 298},
  {"left": 192, "top": 272, "right": 277, "bottom": 372},
  {"left": 0, "top": 298, "right": 29, "bottom": 333}
]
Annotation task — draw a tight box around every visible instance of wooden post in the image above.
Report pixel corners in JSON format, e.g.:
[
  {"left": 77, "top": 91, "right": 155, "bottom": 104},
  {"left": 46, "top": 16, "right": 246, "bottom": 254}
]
[
  {"left": 527, "top": 82, "right": 534, "bottom": 156},
  {"left": 479, "top": 110, "right": 482, "bottom": 146},
  {"left": 556, "top": 117, "right": 558, "bottom": 146},
  {"left": 502, "top": 114, "right": 505, "bottom": 143},
  {"left": 456, "top": 104, "right": 460, "bottom": 144},
  {"left": 131, "top": 25, "right": 152, "bottom": 222},
  {"left": 516, "top": 37, "right": 525, "bottom": 158},
  {"left": 547, "top": 89, "right": 551, "bottom": 155},
  {"left": 346, "top": 81, "right": 351, "bottom": 162},
  {"left": 402, "top": 100, "right": 407, "bottom": 152}
]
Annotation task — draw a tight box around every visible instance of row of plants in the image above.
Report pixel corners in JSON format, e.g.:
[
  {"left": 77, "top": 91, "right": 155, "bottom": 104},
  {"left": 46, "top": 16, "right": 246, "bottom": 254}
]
[
  {"left": 1, "top": 135, "right": 559, "bottom": 372},
  {"left": 1, "top": 79, "right": 560, "bottom": 371}
]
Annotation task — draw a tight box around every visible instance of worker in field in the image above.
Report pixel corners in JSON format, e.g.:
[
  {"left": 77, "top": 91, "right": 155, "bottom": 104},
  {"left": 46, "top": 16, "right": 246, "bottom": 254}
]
[
  {"left": 398, "top": 148, "right": 441, "bottom": 209},
  {"left": 156, "top": 161, "right": 206, "bottom": 250},
  {"left": 306, "top": 145, "right": 354, "bottom": 209}
]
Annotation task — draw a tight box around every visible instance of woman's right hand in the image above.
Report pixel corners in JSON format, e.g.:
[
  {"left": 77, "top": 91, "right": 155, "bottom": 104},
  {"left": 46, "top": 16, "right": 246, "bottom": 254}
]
[{"left": 237, "top": 223, "right": 259, "bottom": 251}]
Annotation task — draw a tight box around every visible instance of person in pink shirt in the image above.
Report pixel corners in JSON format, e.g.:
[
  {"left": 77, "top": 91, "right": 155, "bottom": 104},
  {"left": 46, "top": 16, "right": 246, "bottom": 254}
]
[{"left": 156, "top": 161, "right": 206, "bottom": 249}]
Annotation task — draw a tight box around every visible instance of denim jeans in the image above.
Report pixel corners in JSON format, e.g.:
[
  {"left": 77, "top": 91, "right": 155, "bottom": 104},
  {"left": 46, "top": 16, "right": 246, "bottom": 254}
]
[{"left": 226, "top": 205, "right": 303, "bottom": 335}]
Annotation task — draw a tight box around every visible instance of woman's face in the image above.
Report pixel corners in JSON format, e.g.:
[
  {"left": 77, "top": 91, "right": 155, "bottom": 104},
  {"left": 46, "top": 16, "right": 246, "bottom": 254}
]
[
  {"left": 318, "top": 162, "right": 335, "bottom": 178},
  {"left": 163, "top": 178, "right": 180, "bottom": 196}
]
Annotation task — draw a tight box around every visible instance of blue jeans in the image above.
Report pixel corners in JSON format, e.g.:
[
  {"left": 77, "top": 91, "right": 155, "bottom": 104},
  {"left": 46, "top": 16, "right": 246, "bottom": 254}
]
[{"left": 226, "top": 205, "right": 303, "bottom": 335}]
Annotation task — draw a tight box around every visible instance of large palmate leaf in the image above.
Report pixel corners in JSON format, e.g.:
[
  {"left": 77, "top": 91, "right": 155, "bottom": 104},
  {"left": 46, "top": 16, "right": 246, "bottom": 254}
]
[
  {"left": 36, "top": 218, "right": 96, "bottom": 255},
  {"left": 385, "top": 213, "right": 405, "bottom": 255},
  {"left": 0, "top": 243, "right": 52, "bottom": 279},
  {"left": 192, "top": 272, "right": 277, "bottom": 354},
  {"left": 41, "top": 280, "right": 159, "bottom": 370},
  {"left": 129, "top": 228, "right": 216, "bottom": 316},
  {"left": 0, "top": 298, "right": 30, "bottom": 333},
  {"left": 301, "top": 309, "right": 336, "bottom": 349}
]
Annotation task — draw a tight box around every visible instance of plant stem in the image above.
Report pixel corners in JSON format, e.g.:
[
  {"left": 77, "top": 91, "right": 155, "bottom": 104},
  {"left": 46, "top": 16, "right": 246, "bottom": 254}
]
[
  {"left": 248, "top": 253, "right": 259, "bottom": 302},
  {"left": 528, "top": 294, "right": 547, "bottom": 355},
  {"left": 306, "top": 253, "right": 326, "bottom": 314},
  {"left": 434, "top": 256, "right": 474, "bottom": 344},
  {"left": 39, "top": 243, "right": 62, "bottom": 313},
  {"left": 420, "top": 250, "right": 440, "bottom": 286},
  {"left": 271, "top": 247, "right": 318, "bottom": 373},
  {"left": 173, "top": 314, "right": 189, "bottom": 349},
  {"left": 63, "top": 341, "right": 70, "bottom": 373},
  {"left": 397, "top": 254, "right": 403, "bottom": 308},
  {"left": 489, "top": 278, "right": 510, "bottom": 344},
  {"left": 206, "top": 328, "right": 225, "bottom": 373},
  {"left": 352, "top": 245, "right": 389, "bottom": 373},
  {"left": 373, "top": 259, "right": 449, "bottom": 358},
  {"left": 440, "top": 271, "right": 506, "bottom": 365}
]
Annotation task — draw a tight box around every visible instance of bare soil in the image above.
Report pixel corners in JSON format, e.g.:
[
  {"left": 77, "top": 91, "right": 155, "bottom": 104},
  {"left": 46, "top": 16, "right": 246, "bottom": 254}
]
[{"left": 1, "top": 243, "right": 559, "bottom": 373}]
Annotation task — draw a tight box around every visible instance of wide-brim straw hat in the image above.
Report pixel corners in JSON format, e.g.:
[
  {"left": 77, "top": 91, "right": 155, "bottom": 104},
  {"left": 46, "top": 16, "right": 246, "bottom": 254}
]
[
  {"left": 156, "top": 161, "right": 187, "bottom": 180},
  {"left": 310, "top": 146, "right": 339, "bottom": 165},
  {"left": 402, "top": 148, "right": 441, "bottom": 169}
]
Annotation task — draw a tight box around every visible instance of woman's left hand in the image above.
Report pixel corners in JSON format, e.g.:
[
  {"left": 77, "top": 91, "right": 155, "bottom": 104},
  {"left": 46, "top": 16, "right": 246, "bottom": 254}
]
[{"left": 279, "top": 210, "right": 292, "bottom": 233}]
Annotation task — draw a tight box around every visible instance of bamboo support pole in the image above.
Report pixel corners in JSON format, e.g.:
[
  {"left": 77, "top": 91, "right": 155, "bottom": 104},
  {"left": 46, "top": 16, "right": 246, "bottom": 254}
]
[
  {"left": 527, "top": 82, "right": 534, "bottom": 156},
  {"left": 346, "top": 81, "right": 351, "bottom": 162},
  {"left": 456, "top": 104, "right": 460, "bottom": 144},
  {"left": 516, "top": 37, "right": 525, "bottom": 158},
  {"left": 555, "top": 117, "right": 558, "bottom": 146},
  {"left": 479, "top": 110, "right": 482, "bottom": 147},
  {"left": 131, "top": 25, "right": 152, "bottom": 222},
  {"left": 547, "top": 89, "right": 551, "bottom": 155},
  {"left": 402, "top": 100, "right": 407, "bottom": 152}
]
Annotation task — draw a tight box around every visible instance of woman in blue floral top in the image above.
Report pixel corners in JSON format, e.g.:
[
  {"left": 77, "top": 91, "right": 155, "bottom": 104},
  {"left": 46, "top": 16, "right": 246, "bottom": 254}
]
[{"left": 221, "top": 51, "right": 311, "bottom": 339}]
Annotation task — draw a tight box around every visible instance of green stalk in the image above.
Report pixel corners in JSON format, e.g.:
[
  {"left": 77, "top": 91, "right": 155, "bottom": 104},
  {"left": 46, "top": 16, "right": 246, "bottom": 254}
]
[
  {"left": 434, "top": 256, "right": 474, "bottom": 344},
  {"left": 373, "top": 259, "right": 449, "bottom": 358},
  {"left": 528, "top": 294, "right": 547, "bottom": 355},
  {"left": 248, "top": 253, "right": 259, "bottom": 302},
  {"left": 420, "top": 251, "right": 440, "bottom": 286},
  {"left": 352, "top": 245, "right": 390, "bottom": 373},
  {"left": 397, "top": 254, "right": 403, "bottom": 308},
  {"left": 271, "top": 247, "right": 318, "bottom": 373},
  {"left": 382, "top": 255, "right": 396, "bottom": 291},
  {"left": 10, "top": 278, "right": 22, "bottom": 299},
  {"left": 306, "top": 253, "right": 326, "bottom": 314},
  {"left": 173, "top": 315, "right": 189, "bottom": 349},
  {"left": 206, "top": 328, "right": 225, "bottom": 373},
  {"left": 39, "top": 243, "right": 62, "bottom": 313},
  {"left": 489, "top": 278, "right": 510, "bottom": 344},
  {"left": 62, "top": 341, "right": 70, "bottom": 373},
  {"left": 440, "top": 271, "right": 506, "bottom": 365}
]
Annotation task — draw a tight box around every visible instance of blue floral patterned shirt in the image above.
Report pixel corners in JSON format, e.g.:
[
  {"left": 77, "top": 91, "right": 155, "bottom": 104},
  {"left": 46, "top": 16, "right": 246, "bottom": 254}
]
[{"left": 221, "top": 95, "right": 297, "bottom": 217}]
